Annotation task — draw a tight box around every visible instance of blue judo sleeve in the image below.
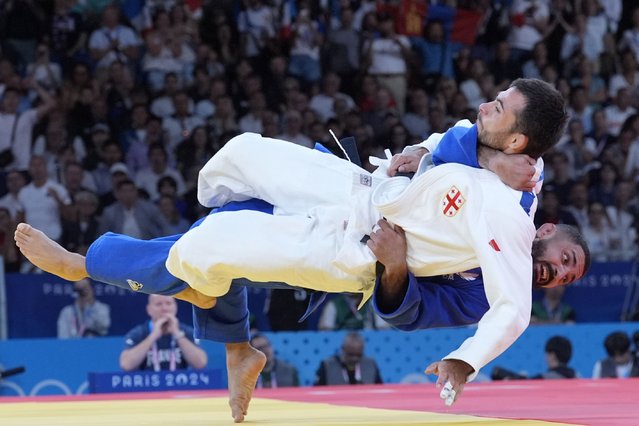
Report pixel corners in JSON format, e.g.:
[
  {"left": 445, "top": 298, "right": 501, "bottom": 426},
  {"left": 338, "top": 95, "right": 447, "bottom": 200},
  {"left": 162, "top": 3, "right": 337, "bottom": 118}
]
[{"left": 372, "top": 269, "right": 489, "bottom": 330}]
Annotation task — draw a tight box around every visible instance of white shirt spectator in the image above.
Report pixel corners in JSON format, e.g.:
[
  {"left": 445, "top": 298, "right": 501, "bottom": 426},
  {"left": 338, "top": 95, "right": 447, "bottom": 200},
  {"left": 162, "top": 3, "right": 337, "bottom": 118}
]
[
  {"left": 237, "top": 4, "right": 276, "bottom": 58},
  {"left": 18, "top": 179, "right": 70, "bottom": 241},
  {"left": 134, "top": 167, "right": 186, "bottom": 201},
  {"left": 604, "top": 105, "right": 637, "bottom": 136},
  {"left": 239, "top": 113, "right": 263, "bottom": 134},
  {"left": 0, "top": 109, "right": 38, "bottom": 171},
  {"left": 624, "top": 140, "right": 639, "bottom": 181},
  {"left": 309, "top": 92, "right": 356, "bottom": 122},
  {"left": 0, "top": 192, "right": 23, "bottom": 220},
  {"left": 89, "top": 25, "right": 141, "bottom": 69},
  {"left": 507, "top": 0, "right": 549, "bottom": 51},
  {"left": 365, "top": 36, "right": 410, "bottom": 75},
  {"left": 276, "top": 132, "right": 313, "bottom": 148},
  {"left": 608, "top": 72, "right": 639, "bottom": 98}
]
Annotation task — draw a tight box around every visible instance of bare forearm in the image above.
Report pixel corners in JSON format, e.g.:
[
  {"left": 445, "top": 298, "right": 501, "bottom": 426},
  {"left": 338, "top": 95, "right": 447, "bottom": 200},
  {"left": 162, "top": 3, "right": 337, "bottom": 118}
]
[
  {"left": 377, "top": 263, "right": 409, "bottom": 314},
  {"left": 120, "top": 336, "right": 156, "bottom": 371}
]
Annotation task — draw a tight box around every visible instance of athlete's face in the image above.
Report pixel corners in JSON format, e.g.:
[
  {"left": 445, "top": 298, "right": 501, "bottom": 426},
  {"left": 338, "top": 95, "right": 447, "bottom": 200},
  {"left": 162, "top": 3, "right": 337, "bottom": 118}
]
[
  {"left": 476, "top": 87, "right": 527, "bottom": 153},
  {"left": 532, "top": 224, "right": 587, "bottom": 289}
]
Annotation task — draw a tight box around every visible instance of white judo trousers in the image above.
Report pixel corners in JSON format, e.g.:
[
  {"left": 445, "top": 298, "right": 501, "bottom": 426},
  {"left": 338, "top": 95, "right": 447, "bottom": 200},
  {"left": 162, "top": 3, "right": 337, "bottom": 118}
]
[{"left": 166, "top": 133, "right": 538, "bottom": 375}]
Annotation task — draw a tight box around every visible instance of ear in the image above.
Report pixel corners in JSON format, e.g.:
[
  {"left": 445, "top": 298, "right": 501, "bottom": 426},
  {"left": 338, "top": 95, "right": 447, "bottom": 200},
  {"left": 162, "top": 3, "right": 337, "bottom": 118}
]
[
  {"left": 504, "top": 133, "right": 528, "bottom": 154},
  {"left": 536, "top": 222, "right": 556, "bottom": 239}
]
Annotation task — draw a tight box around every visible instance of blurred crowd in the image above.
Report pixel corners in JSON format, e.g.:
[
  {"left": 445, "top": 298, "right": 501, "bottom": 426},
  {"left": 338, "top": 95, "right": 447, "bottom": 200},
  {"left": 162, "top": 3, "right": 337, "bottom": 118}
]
[{"left": 0, "top": 0, "right": 637, "bottom": 291}]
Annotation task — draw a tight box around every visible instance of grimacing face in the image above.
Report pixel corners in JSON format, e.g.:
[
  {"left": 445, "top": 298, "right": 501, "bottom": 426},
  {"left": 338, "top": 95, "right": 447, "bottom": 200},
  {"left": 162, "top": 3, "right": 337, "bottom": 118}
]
[{"left": 531, "top": 226, "right": 586, "bottom": 289}]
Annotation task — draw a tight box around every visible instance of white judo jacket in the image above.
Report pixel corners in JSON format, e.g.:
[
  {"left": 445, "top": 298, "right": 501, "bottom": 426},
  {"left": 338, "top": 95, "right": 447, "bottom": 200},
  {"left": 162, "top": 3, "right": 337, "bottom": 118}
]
[{"left": 166, "top": 132, "right": 536, "bottom": 378}]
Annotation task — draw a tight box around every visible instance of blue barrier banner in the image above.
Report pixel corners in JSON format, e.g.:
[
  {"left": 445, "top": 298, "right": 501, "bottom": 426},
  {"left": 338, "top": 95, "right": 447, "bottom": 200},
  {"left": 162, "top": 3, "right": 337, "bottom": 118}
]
[
  {"left": 4, "top": 273, "right": 193, "bottom": 338},
  {"left": 88, "top": 369, "right": 224, "bottom": 393},
  {"left": 542, "top": 262, "right": 638, "bottom": 322}
]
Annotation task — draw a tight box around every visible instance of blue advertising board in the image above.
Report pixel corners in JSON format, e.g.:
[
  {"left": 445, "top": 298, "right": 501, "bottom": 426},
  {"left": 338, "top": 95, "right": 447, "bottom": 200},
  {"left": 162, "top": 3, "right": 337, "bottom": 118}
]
[{"left": 88, "top": 369, "right": 224, "bottom": 393}]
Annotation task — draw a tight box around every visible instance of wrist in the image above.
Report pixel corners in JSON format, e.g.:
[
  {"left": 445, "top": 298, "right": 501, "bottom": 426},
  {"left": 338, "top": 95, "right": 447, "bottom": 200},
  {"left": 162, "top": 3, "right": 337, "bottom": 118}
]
[{"left": 173, "top": 330, "right": 186, "bottom": 340}]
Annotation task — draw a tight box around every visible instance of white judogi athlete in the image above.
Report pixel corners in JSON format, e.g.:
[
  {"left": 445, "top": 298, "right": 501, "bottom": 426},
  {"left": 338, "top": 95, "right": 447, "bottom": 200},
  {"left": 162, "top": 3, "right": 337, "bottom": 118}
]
[{"left": 166, "top": 131, "right": 535, "bottom": 378}]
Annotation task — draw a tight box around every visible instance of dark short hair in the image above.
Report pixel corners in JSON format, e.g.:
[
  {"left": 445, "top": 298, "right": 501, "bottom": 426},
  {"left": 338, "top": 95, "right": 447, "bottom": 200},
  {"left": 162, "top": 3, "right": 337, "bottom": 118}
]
[
  {"left": 509, "top": 78, "right": 568, "bottom": 158},
  {"left": 555, "top": 224, "right": 591, "bottom": 279},
  {"left": 545, "top": 336, "right": 572, "bottom": 364},
  {"left": 604, "top": 331, "right": 631, "bottom": 357}
]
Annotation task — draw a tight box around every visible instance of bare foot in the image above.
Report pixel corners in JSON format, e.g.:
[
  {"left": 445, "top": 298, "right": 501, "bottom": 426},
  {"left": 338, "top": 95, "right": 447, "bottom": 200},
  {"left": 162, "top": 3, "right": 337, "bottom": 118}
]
[
  {"left": 14, "top": 223, "right": 87, "bottom": 281},
  {"left": 226, "top": 342, "right": 267, "bottom": 423},
  {"left": 174, "top": 287, "right": 217, "bottom": 309}
]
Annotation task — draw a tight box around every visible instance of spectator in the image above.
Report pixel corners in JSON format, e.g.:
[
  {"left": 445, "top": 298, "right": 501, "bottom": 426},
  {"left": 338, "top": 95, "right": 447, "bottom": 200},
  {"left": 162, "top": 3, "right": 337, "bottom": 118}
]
[
  {"left": 250, "top": 333, "right": 300, "bottom": 388},
  {"left": 619, "top": 8, "right": 639, "bottom": 62},
  {"left": 57, "top": 278, "right": 111, "bottom": 339},
  {"left": 88, "top": 4, "right": 141, "bottom": 74},
  {"left": 18, "top": 155, "right": 71, "bottom": 244},
  {"left": 157, "top": 194, "right": 189, "bottom": 234},
  {"left": 0, "top": 169, "right": 26, "bottom": 220},
  {"left": 150, "top": 72, "right": 183, "bottom": 119},
  {"left": 522, "top": 41, "right": 548, "bottom": 80},
  {"left": 401, "top": 88, "right": 430, "bottom": 139},
  {"left": 592, "top": 331, "right": 639, "bottom": 378},
  {"left": 287, "top": 8, "right": 323, "bottom": 86},
  {"left": 363, "top": 12, "right": 410, "bottom": 114},
  {"left": 61, "top": 188, "right": 100, "bottom": 254},
  {"left": 589, "top": 162, "right": 620, "bottom": 207},
  {"left": 507, "top": 0, "right": 549, "bottom": 64},
  {"left": 26, "top": 43, "right": 63, "bottom": 93},
  {"left": 535, "top": 336, "right": 577, "bottom": 379},
  {"left": 534, "top": 190, "right": 579, "bottom": 229},
  {"left": 531, "top": 286, "right": 576, "bottom": 324},
  {"left": 276, "top": 110, "right": 312, "bottom": 148},
  {"left": 560, "top": 14, "right": 600, "bottom": 62},
  {"left": 0, "top": 0, "right": 46, "bottom": 68},
  {"left": 98, "top": 179, "right": 169, "bottom": 239},
  {"left": 581, "top": 202, "right": 622, "bottom": 261},
  {"left": 309, "top": 73, "right": 355, "bottom": 124},
  {"left": 0, "top": 83, "right": 56, "bottom": 173},
  {"left": 239, "top": 92, "right": 267, "bottom": 134},
  {"left": 556, "top": 119, "right": 597, "bottom": 178},
  {"left": 236, "top": 0, "right": 277, "bottom": 70},
  {"left": 134, "top": 143, "right": 185, "bottom": 201},
  {"left": 412, "top": 20, "right": 455, "bottom": 90},
  {"left": 119, "top": 295, "right": 207, "bottom": 371},
  {"left": 565, "top": 182, "right": 590, "bottom": 229},
  {"left": 49, "top": 0, "right": 88, "bottom": 70},
  {"left": 604, "top": 88, "right": 637, "bottom": 137},
  {"left": 605, "top": 181, "right": 638, "bottom": 261},
  {"left": 492, "top": 335, "right": 578, "bottom": 380},
  {"left": 543, "top": 152, "right": 576, "bottom": 204},
  {"left": 323, "top": 6, "right": 360, "bottom": 94},
  {"left": 488, "top": 41, "right": 521, "bottom": 90},
  {"left": 314, "top": 332, "right": 383, "bottom": 386},
  {"left": 608, "top": 50, "right": 639, "bottom": 100}
]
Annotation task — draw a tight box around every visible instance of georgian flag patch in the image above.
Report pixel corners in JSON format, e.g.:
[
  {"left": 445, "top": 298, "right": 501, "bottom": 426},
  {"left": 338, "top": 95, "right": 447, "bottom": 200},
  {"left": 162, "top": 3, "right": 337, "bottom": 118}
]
[{"left": 442, "top": 186, "right": 465, "bottom": 217}]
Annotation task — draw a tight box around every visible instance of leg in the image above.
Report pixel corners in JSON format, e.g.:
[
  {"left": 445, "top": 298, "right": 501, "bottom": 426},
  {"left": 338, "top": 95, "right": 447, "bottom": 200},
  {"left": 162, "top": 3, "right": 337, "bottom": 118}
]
[
  {"left": 14, "top": 223, "right": 87, "bottom": 281},
  {"left": 14, "top": 223, "right": 215, "bottom": 309},
  {"left": 226, "top": 342, "right": 266, "bottom": 423},
  {"left": 167, "top": 209, "right": 366, "bottom": 297},
  {"left": 197, "top": 132, "right": 363, "bottom": 212},
  {"left": 193, "top": 284, "right": 266, "bottom": 423}
]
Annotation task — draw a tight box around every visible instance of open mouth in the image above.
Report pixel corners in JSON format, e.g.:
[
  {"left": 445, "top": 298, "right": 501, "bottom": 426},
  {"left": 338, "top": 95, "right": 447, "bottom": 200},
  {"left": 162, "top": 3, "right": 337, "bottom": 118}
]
[{"left": 534, "top": 263, "right": 552, "bottom": 286}]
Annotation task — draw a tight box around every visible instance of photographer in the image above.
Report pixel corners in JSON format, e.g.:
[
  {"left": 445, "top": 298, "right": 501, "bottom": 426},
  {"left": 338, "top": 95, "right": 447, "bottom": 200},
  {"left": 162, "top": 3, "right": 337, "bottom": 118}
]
[{"left": 57, "top": 278, "right": 111, "bottom": 338}]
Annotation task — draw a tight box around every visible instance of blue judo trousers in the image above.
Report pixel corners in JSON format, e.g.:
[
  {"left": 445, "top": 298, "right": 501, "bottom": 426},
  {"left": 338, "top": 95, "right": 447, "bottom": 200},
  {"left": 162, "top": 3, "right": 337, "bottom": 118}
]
[{"left": 87, "top": 199, "right": 276, "bottom": 342}]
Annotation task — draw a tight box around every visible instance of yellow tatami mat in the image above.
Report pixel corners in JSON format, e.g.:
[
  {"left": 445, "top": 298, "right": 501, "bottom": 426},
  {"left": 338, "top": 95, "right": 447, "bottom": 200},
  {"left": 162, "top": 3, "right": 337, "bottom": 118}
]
[{"left": 0, "top": 395, "right": 573, "bottom": 426}]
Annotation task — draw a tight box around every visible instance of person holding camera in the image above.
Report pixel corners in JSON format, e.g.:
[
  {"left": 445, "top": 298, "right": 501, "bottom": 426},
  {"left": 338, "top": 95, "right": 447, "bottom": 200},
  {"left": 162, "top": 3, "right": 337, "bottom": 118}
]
[
  {"left": 119, "top": 295, "right": 207, "bottom": 372},
  {"left": 57, "top": 278, "right": 111, "bottom": 338}
]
